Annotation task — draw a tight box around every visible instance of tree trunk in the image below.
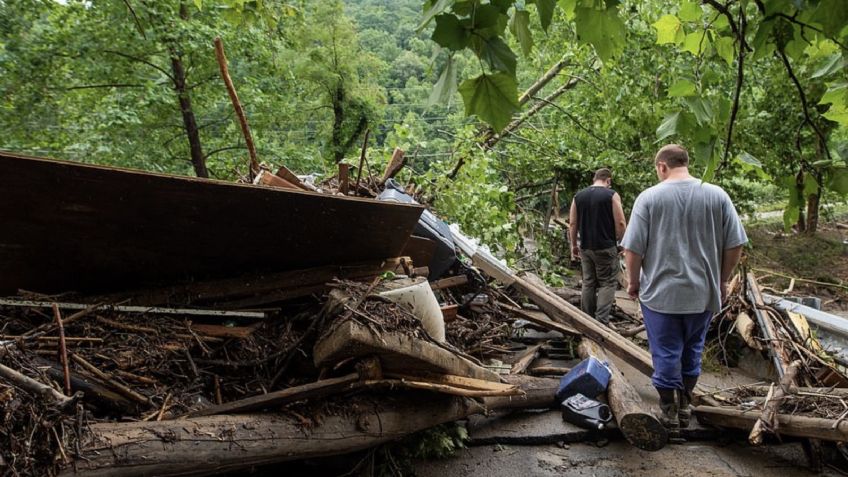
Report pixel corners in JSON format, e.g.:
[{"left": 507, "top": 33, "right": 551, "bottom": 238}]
[
  {"left": 171, "top": 55, "right": 207, "bottom": 178},
  {"left": 806, "top": 192, "right": 819, "bottom": 234},
  {"left": 795, "top": 170, "right": 806, "bottom": 233}
]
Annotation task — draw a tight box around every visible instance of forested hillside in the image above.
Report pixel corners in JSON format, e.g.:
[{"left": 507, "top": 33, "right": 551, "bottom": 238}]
[{"left": 1, "top": 0, "right": 846, "bottom": 276}]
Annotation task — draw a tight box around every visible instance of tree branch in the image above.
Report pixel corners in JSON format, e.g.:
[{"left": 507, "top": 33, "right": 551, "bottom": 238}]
[
  {"left": 122, "top": 0, "right": 147, "bottom": 39},
  {"left": 777, "top": 47, "right": 832, "bottom": 160},
  {"left": 203, "top": 145, "right": 247, "bottom": 160},
  {"left": 55, "top": 83, "right": 145, "bottom": 91},
  {"left": 702, "top": 0, "right": 750, "bottom": 51},
  {"left": 720, "top": 8, "right": 746, "bottom": 169},
  {"left": 103, "top": 50, "right": 174, "bottom": 81}
]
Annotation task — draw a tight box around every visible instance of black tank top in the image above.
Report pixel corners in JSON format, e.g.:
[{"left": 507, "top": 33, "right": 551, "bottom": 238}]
[{"left": 574, "top": 186, "right": 616, "bottom": 250}]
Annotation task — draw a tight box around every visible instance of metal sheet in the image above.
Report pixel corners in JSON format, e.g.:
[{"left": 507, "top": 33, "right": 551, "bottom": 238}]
[{"left": 0, "top": 152, "right": 423, "bottom": 294}]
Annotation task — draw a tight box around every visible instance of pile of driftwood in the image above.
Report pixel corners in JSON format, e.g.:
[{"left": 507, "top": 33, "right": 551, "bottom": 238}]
[
  {"left": 0, "top": 256, "right": 574, "bottom": 476},
  {"left": 693, "top": 272, "right": 848, "bottom": 458}
]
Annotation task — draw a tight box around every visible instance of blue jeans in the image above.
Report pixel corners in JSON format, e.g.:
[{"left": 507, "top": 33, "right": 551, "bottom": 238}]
[{"left": 641, "top": 304, "right": 712, "bottom": 390}]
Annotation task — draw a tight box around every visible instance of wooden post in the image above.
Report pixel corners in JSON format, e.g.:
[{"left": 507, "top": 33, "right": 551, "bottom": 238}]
[
  {"left": 213, "top": 37, "right": 259, "bottom": 181},
  {"left": 339, "top": 163, "right": 350, "bottom": 195},
  {"left": 578, "top": 338, "right": 667, "bottom": 451},
  {"left": 354, "top": 129, "right": 370, "bottom": 193}
]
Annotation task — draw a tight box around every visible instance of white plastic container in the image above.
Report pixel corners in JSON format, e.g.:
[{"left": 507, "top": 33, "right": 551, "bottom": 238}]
[{"left": 378, "top": 277, "right": 446, "bottom": 342}]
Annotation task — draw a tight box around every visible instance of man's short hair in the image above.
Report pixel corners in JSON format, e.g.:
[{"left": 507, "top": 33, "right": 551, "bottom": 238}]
[
  {"left": 593, "top": 168, "right": 612, "bottom": 182},
  {"left": 655, "top": 144, "right": 689, "bottom": 168}
]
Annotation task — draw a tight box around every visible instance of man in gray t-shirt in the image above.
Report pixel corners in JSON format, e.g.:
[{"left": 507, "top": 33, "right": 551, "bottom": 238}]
[{"left": 620, "top": 144, "right": 746, "bottom": 437}]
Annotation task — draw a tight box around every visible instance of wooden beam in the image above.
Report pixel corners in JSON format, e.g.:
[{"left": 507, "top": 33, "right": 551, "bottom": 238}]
[
  {"left": 694, "top": 405, "right": 848, "bottom": 442},
  {"left": 430, "top": 275, "right": 468, "bottom": 290},
  {"left": 338, "top": 163, "right": 350, "bottom": 195},
  {"left": 313, "top": 320, "right": 499, "bottom": 382},
  {"left": 380, "top": 148, "right": 406, "bottom": 185},
  {"left": 578, "top": 339, "right": 667, "bottom": 451},
  {"left": 510, "top": 274, "right": 654, "bottom": 377},
  {"left": 501, "top": 304, "right": 578, "bottom": 335}
]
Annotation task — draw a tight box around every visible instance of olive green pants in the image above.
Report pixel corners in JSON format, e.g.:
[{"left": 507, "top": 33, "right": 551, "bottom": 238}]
[{"left": 580, "top": 246, "right": 618, "bottom": 323}]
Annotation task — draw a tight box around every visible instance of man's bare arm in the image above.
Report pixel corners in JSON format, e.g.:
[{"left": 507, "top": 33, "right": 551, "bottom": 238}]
[
  {"left": 612, "top": 192, "right": 627, "bottom": 240},
  {"left": 623, "top": 249, "right": 642, "bottom": 299},
  {"left": 568, "top": 199, "right": 579, "bottom": 259},
  {"left": 720, "top": 245, "right": 744, "bottom": 303}
]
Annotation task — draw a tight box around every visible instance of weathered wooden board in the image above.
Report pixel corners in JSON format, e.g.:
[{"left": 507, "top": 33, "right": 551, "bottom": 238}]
[
  {"left": 313, "top": 320, "right": 500, "bottom": 382},
  {"left": 0, "top": 152, "right": 423, "bottom": 294}
]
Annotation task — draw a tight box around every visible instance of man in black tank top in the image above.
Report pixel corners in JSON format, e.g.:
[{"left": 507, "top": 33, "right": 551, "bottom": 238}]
[{"left": 568, "top": 168, "right": 627, "bottom": 325}]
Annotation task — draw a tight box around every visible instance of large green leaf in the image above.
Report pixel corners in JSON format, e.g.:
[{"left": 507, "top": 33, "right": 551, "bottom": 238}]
[
  {"left": 678, "top": 1, "right": 702, "bottom": 22},
  {"left": 821, "top": 83, "right": 848, "bottom": 127},
  {"left": 510, "top": 10, "right": 534, "bottom": 55},
  {"left": 653, "top": 14, "right": 684, "bottom": 45},
  {"left": 471, "top": 36, "right": 517, "bottom": 75},
  {"left": 575, "top": 6, "right": 626, "bottom": 61},
  {"left": 811, "top": 53, "right": 845, "bottom": 79},
  {"left": 668, "top": 79, "right": 697, "bottom": 97},
  {"left": 535, "top": 0, "right": 557, "bottom": 32},
  {"left": 417, "top": 0, "right": 455, "bottom": 31},
  {"left": 458, "top": 72, "right": 519, "bottom": 131},
  {"left": 682, "top": 31, "right": 709, "bottom": 56},
  {"left": 432, "top": 14, "right": 469, "bottom": 50},
  {"left": 829, "top": 168, "right": 848, "bottom": 196},
  {"left": 684, "top": 97, "right": 713, "bottom": 125},
  {"left": 713, "top": 36, "right": 735, "bottom": 66},
  {"left": 558, "top": 0, "right": 577, "bottom": 19},
  {"left": 428, "top": 54, "right": 457, "bottom": 106},
  {"left": 811, "top": 0, "right": 848, "bottom": 38},
  {"left": 750, "top": 20, "right": 775, "bottom": 61},
  {"left": 656, "top": 111, "right": 682, "bottom": 141},
  {"left": 467, "top": 4, "right": 508, "bottom": 39}
]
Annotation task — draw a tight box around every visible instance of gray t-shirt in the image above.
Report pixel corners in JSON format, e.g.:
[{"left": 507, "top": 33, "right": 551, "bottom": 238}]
[{"left": 620, "top": 178, "right": 747, "bottom": 314}]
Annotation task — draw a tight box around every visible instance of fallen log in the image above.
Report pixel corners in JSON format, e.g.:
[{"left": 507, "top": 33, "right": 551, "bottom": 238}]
[
  {"left": 0, "top": 299, "right": 266, "bottom": 320},
  {"left": 578, "top": 339, "right": 667, "bottom": 451},
  {"left": 64, "top": 378, "right": 556, "bottom": 477},
  {"left": 694, "top": 405, "right": 848, "bottom": 442},
  {"left": 64, "top": 394, "right": 483, "bottom": 477},
  {"left": 750, "top": 360, "right": 801, "bottom": 445}
]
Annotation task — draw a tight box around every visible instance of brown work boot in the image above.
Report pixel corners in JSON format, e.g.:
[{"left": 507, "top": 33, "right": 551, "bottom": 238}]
[
  {"left": 679, "top": 376, "right": 698, "bottom": 429},
  {"left": 657, "top": 389, "right": 681, "bottom": 439}
]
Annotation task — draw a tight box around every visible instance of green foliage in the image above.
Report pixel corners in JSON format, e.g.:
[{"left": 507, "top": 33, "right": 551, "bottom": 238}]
[{"left": 458, "top": 72, "right": 519, "bottom": 130}]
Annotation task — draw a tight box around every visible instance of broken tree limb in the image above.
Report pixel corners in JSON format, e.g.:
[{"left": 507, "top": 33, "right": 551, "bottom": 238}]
[
  {"left": 70, "top": 353, "right": 150, "bottom": 406},
  {"left": 379, "top": 147, "right": 406, "bottom": 185},
  {"left": 749, "top": 360, "right": 802, "bottom": 445},
  {"left": 481, "top": 375, "right": 559, "bottom": 410},
  {"left": 0, "top": 361, "right": 77, "bottom": 410},
  {"left": 694, "top": 405, "right": 848, "bottom": 442},
  {"left": 578, "top": 339, "right": 667, "bottom": 451},
  {"left": 52, "top": 304, "right": 71, "bottom": 396},
  {"left": 338, "top": 162, "right": 350, "bottom": 195},
  {"left": 354, "top": 128, "right": 370, "bottom": 193},
  {"left": 735, "top": 311, "right": 762, "bottom": 351},
  {"left": 213, "top": 37, "right": 259, "bottom": 180}
]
